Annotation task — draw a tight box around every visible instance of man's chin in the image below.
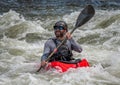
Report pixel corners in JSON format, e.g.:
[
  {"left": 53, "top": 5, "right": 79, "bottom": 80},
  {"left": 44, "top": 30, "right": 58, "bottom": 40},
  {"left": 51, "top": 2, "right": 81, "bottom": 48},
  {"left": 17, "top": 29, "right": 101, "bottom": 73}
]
[
  {"left": 55, "top": 33, "right": 60, "bottom": 37},
  {"left": 55, "top": 32, "right": 64, "bottom": 38},
  {"left": 55, "top": 34, "right": 61, "bottom": 37}
]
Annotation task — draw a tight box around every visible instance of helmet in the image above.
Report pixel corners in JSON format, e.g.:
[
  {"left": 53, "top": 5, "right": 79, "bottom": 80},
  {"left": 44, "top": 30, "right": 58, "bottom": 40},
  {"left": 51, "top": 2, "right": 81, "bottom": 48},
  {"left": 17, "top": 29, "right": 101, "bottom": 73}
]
[{"left": 54, "top": 21, "right": 68, "bottom": 31}]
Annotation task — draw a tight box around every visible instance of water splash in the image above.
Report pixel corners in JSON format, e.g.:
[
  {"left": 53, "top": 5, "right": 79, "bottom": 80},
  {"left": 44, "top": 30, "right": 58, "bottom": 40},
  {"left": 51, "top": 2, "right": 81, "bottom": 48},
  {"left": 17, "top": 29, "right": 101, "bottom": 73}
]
[{"left": 0, "top": 7, "right": 120, "bottom": 85}]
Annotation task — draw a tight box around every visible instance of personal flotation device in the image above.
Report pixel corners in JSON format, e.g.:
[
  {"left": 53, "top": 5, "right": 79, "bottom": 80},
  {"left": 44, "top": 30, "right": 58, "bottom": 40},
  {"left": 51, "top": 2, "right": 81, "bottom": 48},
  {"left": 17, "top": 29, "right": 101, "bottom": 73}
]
[{"left": 49, "top": 38, "right": 73, "bottom": 62}]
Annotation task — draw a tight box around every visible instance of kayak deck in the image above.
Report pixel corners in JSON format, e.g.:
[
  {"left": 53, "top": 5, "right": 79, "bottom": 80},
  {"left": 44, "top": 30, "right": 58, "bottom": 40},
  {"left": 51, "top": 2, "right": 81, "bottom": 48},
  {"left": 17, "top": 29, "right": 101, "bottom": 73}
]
[{"left": 46, "top": 59, "right": 89, "bottom": 72}]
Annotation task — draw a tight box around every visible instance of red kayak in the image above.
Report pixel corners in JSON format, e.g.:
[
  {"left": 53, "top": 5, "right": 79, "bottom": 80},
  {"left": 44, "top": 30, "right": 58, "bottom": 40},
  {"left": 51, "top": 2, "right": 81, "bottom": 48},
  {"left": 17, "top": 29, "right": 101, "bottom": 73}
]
[{"left": 46, "top": 59, "right": 89, "bottom": 72}]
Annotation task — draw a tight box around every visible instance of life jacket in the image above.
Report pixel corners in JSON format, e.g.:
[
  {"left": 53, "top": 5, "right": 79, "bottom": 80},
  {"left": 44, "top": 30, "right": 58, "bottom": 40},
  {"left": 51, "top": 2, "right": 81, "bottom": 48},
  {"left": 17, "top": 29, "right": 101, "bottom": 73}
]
[{"left": 49, "top": 38, "right": 73, "bottom": 62}]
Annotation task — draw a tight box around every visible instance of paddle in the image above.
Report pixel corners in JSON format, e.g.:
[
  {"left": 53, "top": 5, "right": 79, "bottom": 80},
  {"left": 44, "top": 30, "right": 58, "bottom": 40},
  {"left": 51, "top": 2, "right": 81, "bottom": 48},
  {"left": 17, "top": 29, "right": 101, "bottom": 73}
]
[{"left": 37, "top": 5, "right": 95, "bottom": 72}]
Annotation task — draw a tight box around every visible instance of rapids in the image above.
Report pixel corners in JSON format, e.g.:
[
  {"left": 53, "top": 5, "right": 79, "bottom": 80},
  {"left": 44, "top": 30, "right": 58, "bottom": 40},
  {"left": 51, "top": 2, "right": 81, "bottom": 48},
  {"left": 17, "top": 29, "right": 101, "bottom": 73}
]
[{"left": 0, "top": 1, "right": 120, "bottom": 85}]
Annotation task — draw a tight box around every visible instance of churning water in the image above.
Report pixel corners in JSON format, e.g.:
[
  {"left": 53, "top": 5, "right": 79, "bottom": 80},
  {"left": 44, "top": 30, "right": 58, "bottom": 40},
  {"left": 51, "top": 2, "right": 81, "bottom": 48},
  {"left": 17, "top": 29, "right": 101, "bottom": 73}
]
[{"left": 0, "top": 1, "right": 120, "bottom": 85}]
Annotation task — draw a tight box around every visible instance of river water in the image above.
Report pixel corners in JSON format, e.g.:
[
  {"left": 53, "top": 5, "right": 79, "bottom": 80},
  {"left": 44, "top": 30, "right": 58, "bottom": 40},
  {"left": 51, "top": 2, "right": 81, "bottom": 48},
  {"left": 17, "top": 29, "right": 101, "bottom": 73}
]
[{"left": 0, "top": 0, "right": 120, "bottom": 85}]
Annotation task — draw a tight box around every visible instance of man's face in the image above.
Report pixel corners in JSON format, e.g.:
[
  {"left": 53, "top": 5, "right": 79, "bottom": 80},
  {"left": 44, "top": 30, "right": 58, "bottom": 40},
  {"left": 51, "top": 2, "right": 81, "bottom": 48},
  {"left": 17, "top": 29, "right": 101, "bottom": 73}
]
[{"left": 54, "top": 26, "right": 66, "bottom": 38}]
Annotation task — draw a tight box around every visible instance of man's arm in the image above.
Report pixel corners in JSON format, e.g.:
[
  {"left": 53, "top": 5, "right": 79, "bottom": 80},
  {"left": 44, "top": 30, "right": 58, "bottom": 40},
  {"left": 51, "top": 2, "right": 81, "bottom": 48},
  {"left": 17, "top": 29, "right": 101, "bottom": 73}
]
[
  {"left": 69, "top": 38, "right": 82, "bottom": 53},
  {"left": 66, "top": 32, "right": 82, "bottom": 53},
  {"left": 41, "top": 40, "right": 51, "bottom": 66}
]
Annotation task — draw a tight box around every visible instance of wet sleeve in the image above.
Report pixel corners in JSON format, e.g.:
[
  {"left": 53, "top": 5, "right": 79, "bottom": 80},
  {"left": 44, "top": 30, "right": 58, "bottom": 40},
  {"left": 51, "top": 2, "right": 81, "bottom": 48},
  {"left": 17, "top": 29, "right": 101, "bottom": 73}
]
[
  {"left": 69, "top": 38, "right": 82, "bottom": 53},
  {"left": 41, "top": 40, "right": 51, "bottom": 61}
]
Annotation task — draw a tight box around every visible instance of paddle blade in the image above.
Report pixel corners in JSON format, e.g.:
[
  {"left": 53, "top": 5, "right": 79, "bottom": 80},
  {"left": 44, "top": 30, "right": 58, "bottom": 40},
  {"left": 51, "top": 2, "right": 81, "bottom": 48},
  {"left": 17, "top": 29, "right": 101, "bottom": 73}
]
[{"left": 75, "top": 5, "right": 95, "bottom": 28}]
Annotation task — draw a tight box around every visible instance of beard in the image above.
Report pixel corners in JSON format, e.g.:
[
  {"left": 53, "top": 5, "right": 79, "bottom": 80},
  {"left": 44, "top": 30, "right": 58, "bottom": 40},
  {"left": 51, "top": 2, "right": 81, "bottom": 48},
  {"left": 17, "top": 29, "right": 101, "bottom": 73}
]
[{"left": 55, "top": 31, "right": 65, "bottom": 38}]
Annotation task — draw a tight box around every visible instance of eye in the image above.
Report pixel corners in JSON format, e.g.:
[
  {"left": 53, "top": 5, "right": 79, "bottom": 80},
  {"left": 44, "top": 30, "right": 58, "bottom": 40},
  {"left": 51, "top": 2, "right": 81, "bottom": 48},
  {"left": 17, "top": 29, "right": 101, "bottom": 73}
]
[{"left": 54, "top": 26, "right": 64, "bottom": 30}]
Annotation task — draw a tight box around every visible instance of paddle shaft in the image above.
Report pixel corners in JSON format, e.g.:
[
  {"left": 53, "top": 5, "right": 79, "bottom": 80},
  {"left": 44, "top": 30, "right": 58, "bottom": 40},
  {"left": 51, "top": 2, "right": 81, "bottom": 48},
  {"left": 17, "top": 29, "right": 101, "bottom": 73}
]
[{"left": 36, "top": 28, "right": 76, "bottom": 72}]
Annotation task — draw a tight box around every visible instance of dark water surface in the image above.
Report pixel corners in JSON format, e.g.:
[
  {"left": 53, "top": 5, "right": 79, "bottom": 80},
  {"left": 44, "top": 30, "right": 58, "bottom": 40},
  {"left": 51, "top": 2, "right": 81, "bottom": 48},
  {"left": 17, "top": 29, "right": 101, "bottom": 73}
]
[{"left": 0, "top": 0, "right": 120, "bottom": 20}]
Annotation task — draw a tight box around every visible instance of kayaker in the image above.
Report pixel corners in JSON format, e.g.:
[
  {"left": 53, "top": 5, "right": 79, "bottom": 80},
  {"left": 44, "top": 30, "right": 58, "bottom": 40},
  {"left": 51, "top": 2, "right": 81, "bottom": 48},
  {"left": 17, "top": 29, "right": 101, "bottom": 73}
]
[{"left": 40, "top": 21, "right": 82, "bottom": 67}]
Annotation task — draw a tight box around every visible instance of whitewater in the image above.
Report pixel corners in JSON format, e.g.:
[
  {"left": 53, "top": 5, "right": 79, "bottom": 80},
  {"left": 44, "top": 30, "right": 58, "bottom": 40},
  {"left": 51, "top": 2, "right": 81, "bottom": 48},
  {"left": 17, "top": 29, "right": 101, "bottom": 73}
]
[{"left": 0, "top": 8, "right": 120, "bottom": 85}]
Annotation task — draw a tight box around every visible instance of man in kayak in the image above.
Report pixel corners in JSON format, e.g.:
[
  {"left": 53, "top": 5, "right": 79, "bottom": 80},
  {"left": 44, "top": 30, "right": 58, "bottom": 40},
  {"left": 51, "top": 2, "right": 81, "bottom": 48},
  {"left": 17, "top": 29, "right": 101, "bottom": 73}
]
[{"left": 40, "top": 21, "right": 82, "bottom": 67}]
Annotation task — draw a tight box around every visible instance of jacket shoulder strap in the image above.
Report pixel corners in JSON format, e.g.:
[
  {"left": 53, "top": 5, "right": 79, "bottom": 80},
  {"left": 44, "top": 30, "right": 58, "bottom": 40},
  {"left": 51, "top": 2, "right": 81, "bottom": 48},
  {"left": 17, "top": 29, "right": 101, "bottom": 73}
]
[{"left": 51, "top": 38, "right": 57, "bottom": 47}]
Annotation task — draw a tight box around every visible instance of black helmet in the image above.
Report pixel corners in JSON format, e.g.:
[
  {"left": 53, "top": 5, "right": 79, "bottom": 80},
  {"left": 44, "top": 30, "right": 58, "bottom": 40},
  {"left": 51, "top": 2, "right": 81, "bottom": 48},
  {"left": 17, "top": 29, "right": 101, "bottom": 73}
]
[{"left": 54, "top": 21, "right": 68, "bottom": 31}]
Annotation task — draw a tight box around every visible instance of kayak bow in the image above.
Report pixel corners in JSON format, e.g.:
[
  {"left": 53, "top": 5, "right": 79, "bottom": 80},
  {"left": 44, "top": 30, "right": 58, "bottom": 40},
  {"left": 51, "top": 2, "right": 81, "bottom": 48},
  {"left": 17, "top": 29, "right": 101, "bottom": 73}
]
[{"left": 46, "top": 59, "right": 89, "bottom": 72}]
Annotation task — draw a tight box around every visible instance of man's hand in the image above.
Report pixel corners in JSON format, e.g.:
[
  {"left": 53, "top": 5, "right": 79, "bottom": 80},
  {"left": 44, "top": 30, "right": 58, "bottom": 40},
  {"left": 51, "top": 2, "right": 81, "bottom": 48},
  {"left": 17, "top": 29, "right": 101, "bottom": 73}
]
[
  {"left": 53, "top": 48, "right": 57, "bottom": 53},
  {"left": 41, "top": 60, "right": 47, "bottom": 68},
  {"left": 66, "top": 32, "right": 72, "bottom": 39}
]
